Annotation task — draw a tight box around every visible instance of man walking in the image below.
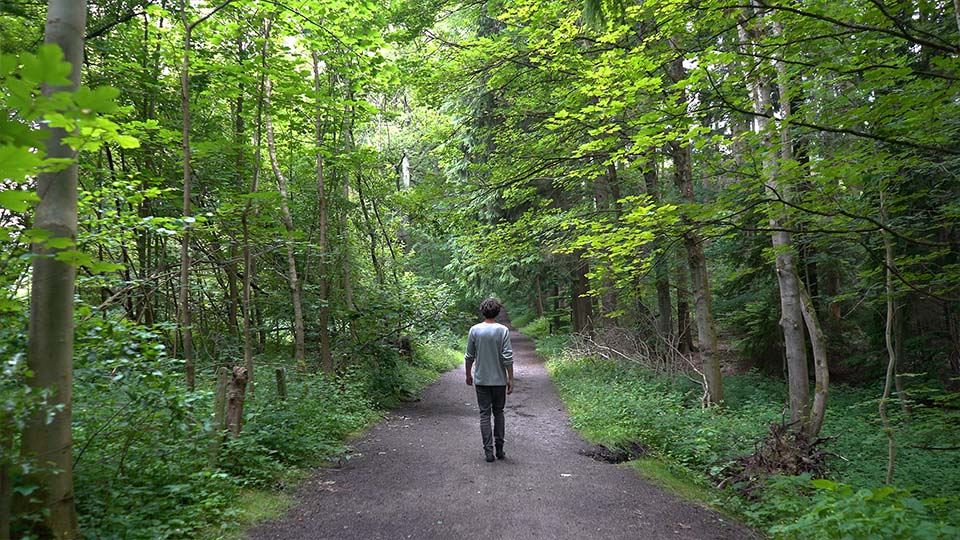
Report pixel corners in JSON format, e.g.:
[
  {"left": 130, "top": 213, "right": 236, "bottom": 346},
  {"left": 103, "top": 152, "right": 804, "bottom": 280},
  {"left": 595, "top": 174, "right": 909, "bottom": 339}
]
[{"left": 465, "top": 298, "right": 514, "bottom": 462}]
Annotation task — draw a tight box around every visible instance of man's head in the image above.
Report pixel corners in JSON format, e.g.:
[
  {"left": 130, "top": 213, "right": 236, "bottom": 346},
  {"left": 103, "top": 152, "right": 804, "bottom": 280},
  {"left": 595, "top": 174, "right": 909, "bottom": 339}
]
[{"left": 480, "top": 298, "right": 502, "bottom": 320}]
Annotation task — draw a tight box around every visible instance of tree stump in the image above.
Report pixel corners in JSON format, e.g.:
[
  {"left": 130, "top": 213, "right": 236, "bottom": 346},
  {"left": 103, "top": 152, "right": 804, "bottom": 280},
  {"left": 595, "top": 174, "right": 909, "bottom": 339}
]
[
  {"left": 226, "top": 366, "right": 249, "bottom": 437},
  {"left": 275, "top": 366, "right": 287, "bottom": 401}
]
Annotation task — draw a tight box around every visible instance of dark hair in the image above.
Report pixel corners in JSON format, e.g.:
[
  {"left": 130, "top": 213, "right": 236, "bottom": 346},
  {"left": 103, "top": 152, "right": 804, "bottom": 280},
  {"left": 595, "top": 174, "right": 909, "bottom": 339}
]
[{"left": 480, "top": 298, "right": 502, "bottom": 319}]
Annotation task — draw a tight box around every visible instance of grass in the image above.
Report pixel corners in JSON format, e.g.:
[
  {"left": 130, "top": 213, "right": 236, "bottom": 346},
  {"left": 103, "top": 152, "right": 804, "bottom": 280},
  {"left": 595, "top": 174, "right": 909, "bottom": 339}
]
[
  {"left": 200, "top": 489, "right": 295, "bottom": 540},
  {"left": 628, "top": 459, "right": 715, "bottom": 504}
]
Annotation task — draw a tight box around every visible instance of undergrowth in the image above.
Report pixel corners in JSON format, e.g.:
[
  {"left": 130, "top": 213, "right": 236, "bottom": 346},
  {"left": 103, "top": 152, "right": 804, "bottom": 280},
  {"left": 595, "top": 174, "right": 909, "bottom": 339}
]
[
  {"left": 538, "top": 329, "right": 960, "bottom": 539},
  {"left": 6, "top": 319, "right": 463, "bottom": 540}
]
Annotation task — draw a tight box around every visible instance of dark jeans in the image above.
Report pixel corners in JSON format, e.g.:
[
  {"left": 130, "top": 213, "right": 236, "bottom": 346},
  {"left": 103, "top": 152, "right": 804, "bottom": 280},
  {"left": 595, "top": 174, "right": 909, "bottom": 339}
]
[{"left": 475, "top": 385, "right": 506, "bottom": 452}]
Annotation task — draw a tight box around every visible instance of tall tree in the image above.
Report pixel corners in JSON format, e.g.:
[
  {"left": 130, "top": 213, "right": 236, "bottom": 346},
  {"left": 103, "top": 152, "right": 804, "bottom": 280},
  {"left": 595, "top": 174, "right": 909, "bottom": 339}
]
[
  {"left": 178, "top": 0, "right": 233, "bottom": 390},
  {"left": 18, "top": 1, "right": 86, "bottom": 537},
  {"left": 667, "top": 48, "right": 723, "bottom": 405},
  {"left": 264, "top": 71, "right": 307, "bottom": 367},
  {"left": 312, "top": 49, "right": 334, "bottom": 372}
]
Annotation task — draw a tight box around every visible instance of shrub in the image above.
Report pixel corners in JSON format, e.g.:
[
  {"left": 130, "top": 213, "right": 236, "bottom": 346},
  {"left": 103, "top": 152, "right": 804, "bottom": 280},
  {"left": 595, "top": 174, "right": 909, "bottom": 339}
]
[
  {"left": 770, "top": 478, "right": 960, "bottom": 540},
  {"left": 519, "top": 316, "right": 551, "bottom": 340}
]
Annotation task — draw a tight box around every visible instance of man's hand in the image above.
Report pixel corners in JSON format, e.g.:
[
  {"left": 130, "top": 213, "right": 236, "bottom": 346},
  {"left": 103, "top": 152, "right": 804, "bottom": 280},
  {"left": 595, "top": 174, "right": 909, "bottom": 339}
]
[
  {"left": 465, "top": 374, "right": 473, "bottom": 386},
  {"left": 507, "top": 379, "right": 514, "bottom": 395}
]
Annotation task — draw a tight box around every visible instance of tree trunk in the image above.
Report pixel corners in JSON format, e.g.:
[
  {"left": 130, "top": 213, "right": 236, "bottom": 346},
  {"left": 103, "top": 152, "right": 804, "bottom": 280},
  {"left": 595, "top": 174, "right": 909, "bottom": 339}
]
[
  {"left": 341, "top": 90, "right": 357, "bottom": 312},
  {"left": 770, "top": 17, "right": 830, "bottom": 435},
  {"left": 643, "top": 154, "right": 673, "bottom": 340},
  {"left": 880, "top": 207, "right": 898, "bottom": 484},
  {"left": 275, "top": 367, "right": 287, "bottom": 401},
  {"left": 534, "top": 274, "right": 545, "bottom": 318},
  {"left": 1, "top": 426, "right": 11, "bottom": 540},
  {"left": 551, "top": 281, "right": 562, "bottom": 333},
  {"left": 178, "top": 0, "right": 196, "bottom": 391},
  {"left": 595, "top": 162, "right": 620, "bottom": 325},
  {"left": 669, "top": 137, "right": 722, "bottom": 404},
  {"left": 739, "top": 9, "right": 809, "bottom": 423},
  {"left": 799, "top": 280, "right": 829, "bottom": 437},
  {"left": 176, "top": 0, "right": 234, "bottom": 390},
  {"left": 571, "top": 251, "right": 593, "bottom": 334},
  {"left": 226, "top": 366, "right": 249, "bottom": 437},
  {"left": 243, "top": 16, "right": 269, "bottom": 391},
  {"left": 757, "top": 77, "right": 810, "bottom": 425},
  {"left": 666, "top": 49, "right": 722, "bottom": 405},
  {"left": 312, "top": 50, "right": 333, "bottom": 372},
  {"left": 675, "top": 260, "right": 693, "bottom": 355},
  {"left": 18, "top": 2, "right": 85, "bottom": 537},
  {"left": 264, "top": 73, "right": 306, "bottom": 367},
  {"left": 226, "top": 44, "right": 243, "bottom": 341},
  {"left": 208, "top": 367, "right": 229, "bottom": 466},
  {"left": 242, "top": 16, "right": 266, "bottom": 393}
]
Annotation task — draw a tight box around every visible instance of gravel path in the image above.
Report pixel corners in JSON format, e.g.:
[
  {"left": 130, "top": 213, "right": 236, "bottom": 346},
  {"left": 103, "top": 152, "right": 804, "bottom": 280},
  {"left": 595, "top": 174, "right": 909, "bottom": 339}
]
[{"left": 246, "top": 328, "right": 757, "bottom": 540}]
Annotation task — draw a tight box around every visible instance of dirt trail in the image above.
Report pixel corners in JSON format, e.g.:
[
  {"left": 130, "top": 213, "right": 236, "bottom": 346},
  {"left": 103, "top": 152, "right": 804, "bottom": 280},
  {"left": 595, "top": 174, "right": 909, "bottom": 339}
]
[{"left": 247, "top": 329, "right": 756, "bottom": 540}]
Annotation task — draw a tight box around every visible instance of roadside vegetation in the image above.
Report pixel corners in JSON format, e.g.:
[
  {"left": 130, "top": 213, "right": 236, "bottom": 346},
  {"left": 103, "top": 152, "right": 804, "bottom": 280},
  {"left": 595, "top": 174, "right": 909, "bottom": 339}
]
[{"left": 519, "top": 318, "right": 960, "bottom": 539}]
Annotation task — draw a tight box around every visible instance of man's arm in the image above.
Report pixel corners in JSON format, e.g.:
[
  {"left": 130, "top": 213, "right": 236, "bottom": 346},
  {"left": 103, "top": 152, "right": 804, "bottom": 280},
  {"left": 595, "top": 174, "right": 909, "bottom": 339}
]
[
  {"left": 464, "top": 329, "right": 475, "bottom": 386},
  {"left": 502, "top": 329, "right": 514, "bottom": 394}
]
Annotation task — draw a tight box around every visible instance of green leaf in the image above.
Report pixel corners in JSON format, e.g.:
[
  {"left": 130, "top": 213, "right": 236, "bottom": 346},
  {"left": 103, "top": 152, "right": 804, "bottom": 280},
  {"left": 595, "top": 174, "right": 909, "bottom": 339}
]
[
  {"left": 0, "top": 298, "right": 20, "bottom": 313},
  {"left": 115, "top": 135, "right": 140, "bottom": 149},
  {"left": 88, "top": 260, "right": 125, "bottom": 274},
  {"left": 13, "top": 485, "right": 39, "bottom": 496},
  {"left": 0, "top": 188, "right": 40, "bottom": 212},
  {"left": 22, "top": 44, "right": 72, "bottom": 86},
  {"left": 54, "top": 249, "right": 94, "bottom": 267},
  {"left": 811, "top": 479, "right": 838, "bottom": 490},
  {"left": 0, "top": 146, "right": 46, "bottom": 183},
  {"left": 74, "top": 85, "right": 120, "bottom": 114},
  {"left": 43, "top": 237, "right": 75, "bottom": 249}
]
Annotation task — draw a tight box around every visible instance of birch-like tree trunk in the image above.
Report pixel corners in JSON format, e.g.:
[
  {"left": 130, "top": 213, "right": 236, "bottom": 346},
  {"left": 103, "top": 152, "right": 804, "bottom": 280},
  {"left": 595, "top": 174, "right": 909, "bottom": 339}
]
[
  {"left": 226, "top": 31, "right": 244, "bottom": 342},
  {"left": 178, "top": 0, "right": 196, "bottom": 390},
  {"left": 666, "top": 48, "right": 723, "bottom": 405},
  {"left": 242, "top": 16, "right": 270, "bottom": 391},
  {"left": 18, "top": 2, "right": 86, "bottom": 537},
  {"left": 264, "top": 74, "right": 306, "bottom": 367},
  {"left": 312, "top": 50, "right": 333, "bottom": 372},
  {"left": 177, "top": 0, "right": 233, "bottom": 390},
  {"left": 773, "top": 18, "right": 829, "bottom": 436},
  {"left": 668, "top": 134, "right": 723, "bottom": 405},
  {"left": 341, "top": 90, "right": 357, "bottom": 312},
  {"left": 753, "top": 60, "right": 810, "bottom": 425}
]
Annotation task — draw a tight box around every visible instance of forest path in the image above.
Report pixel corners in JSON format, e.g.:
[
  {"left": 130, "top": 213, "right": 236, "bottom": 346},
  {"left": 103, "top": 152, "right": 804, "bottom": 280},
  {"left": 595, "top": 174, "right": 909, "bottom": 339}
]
[{"left": 246, "top": 328, "right": 756, "bottom": 540}]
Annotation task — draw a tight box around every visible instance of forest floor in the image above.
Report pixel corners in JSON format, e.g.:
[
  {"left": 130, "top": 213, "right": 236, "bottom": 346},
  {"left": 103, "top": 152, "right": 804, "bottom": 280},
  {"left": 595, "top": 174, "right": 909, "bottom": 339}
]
[{"left": 245, "top": 328, "right": 757, "bottom": 540}]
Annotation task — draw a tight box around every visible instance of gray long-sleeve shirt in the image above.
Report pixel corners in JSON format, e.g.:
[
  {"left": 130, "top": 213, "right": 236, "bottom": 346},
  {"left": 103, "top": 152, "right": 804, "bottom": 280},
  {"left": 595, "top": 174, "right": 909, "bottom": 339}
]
[{"left": 464, "top": 322, "right": 513, "bottom": 386}]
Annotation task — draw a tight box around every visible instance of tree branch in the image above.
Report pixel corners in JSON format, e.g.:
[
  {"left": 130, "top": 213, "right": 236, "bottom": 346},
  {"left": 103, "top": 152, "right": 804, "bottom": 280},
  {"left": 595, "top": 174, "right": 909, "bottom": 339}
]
[
  {"left": 738, "top": 0, "right": 959, "bottom": 55},
  {"left": 703, "top": 68, "right": 959, "bottom": 155},
  {"left": 86, "top": 9, "right": 144, "bottom": 40}
]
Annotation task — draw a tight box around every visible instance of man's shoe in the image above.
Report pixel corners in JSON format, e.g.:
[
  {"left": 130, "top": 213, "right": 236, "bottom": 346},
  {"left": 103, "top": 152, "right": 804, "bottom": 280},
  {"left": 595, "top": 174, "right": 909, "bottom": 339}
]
[
  {"left": 485, "top": 452, "right": 495, "bottom": 463},
  {"left": 495, "top": 446, "right": 505, "bottom": 460}
]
